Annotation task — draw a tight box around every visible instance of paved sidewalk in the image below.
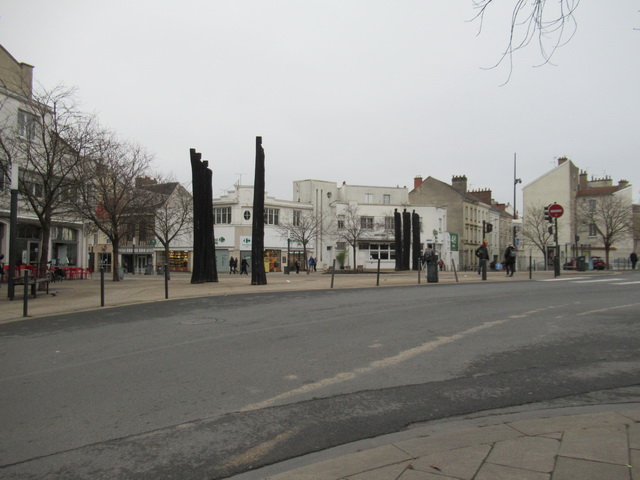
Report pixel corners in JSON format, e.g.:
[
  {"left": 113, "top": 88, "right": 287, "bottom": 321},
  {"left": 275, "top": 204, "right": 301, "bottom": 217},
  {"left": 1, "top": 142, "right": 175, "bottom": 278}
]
[
  {"left": 234, "top": 403, "right": 640, "bottom": 480},
  {"left": 0, "top": 268, "right": 613, "bottom": 324}
]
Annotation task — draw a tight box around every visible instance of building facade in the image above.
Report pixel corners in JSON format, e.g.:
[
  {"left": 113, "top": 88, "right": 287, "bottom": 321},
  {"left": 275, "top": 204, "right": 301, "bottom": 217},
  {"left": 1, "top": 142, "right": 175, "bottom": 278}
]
[
  {"left": 409, "top": 175, "right": 512, "bottom": 271},
  {"left": 1, "top": 45, "right": 86, "bottom": 271},
  {"left": 523, "top": 157, "right": 634, "bottom": 268}
]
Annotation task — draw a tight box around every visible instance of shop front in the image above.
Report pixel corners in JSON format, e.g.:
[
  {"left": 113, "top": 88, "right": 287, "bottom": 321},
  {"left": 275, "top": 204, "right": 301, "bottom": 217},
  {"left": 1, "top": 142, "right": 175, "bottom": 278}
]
[{"left": 264, "top": 249, "right": 282, "bottom": 272}]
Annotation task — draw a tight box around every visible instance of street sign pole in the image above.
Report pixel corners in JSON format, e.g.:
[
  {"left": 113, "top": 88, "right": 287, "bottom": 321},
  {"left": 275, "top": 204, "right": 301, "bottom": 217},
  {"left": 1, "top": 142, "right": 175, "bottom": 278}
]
[{"left": 554, "top": 217, "right": 560, "bottom": 278}]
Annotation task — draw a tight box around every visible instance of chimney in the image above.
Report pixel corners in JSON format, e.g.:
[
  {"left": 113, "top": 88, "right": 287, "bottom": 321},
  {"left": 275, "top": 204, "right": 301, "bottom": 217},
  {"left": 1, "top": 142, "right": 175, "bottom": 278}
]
[
  {"left": 451, "top": 175, "right": 467, "bottom": 194},
  {"left": 558, "top": 156, "right": 569, "bottom": 166},
  {"left": 579, "top": 171, "right": 588, "bottom": 190},
  {"left": 468, "top": 189, "right": 492, "bottom": 206},
  {"left": 618, "top": 179, "right": 630, "bottom": 189},
  {"left": 414, "top": 176, "right": 423, "bottom": 189}
]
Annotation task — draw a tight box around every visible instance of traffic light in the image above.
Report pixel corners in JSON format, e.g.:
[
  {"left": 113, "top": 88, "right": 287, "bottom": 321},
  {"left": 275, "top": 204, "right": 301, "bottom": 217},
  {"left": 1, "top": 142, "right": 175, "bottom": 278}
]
[
  {"left": 548, "top": 225, "right": 554, "bottom": 235},
  {"left": 544, "top": 205, "right": 553, "bottom": 223},
  {"left": 486, "top": 223, "right": 493, "bottom": 233}
]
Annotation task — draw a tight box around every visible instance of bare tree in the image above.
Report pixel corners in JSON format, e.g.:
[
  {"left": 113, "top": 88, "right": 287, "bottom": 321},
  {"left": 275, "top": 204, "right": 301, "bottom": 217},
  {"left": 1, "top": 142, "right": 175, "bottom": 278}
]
[
  {"left": 473, "top": 0, "right": 580, "bottom": 82},
  {"left": 74, "top": 132, "right": 154, "bottom": 281},
  {"left": 577, "top": 194, "right": 632, "bottom": 269},
  {"left": 0, "top": 85, "right": 98, "bottom": 281},
  {"left": 337, "top": 204, "right": 372, "bottom": 269},
  {"left": 141, "top": 179, "right": 193, "bottom": 278},
  {"left": 278, "top": 209, "right": 327, "bottom": 272},
  {"left": 521, "top": 203, "right": 554, "bottom": 265}
]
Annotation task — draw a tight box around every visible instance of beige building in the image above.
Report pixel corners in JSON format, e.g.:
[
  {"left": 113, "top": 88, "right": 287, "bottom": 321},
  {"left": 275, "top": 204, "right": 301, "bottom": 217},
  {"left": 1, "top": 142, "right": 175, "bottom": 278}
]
[
  {"left": 409, "top": 175, "right": 513, "bottom": 271},
  {"left": 523, "top": 157, "right": 634, "bottom": 268}
]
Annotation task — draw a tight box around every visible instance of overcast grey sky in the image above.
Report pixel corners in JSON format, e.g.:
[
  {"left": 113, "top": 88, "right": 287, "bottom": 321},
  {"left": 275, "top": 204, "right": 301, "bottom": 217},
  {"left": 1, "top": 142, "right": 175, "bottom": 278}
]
[{"left": 2, "top": 1, "right": 639, "bottom": 209}]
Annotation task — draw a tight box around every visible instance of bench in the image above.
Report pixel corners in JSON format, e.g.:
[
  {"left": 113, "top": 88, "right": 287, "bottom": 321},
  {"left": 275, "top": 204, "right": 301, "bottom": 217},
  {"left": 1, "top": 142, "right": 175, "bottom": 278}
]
[{"left": 12, "top": 276, "right": 50, "bottom": 298}]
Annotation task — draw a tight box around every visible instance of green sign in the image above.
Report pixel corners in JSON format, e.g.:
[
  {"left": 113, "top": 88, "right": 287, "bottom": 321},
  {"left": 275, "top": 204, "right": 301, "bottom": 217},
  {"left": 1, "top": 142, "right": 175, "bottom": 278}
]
[{"left": 450, "top": 233, "right": 459, "bottom": 251}]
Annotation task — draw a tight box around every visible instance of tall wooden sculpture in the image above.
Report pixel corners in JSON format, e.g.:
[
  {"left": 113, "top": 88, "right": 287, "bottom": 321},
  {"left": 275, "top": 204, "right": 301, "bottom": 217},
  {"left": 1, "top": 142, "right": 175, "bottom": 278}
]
[
  {"left": 394, "top": 208, "right": 402, "bottom": 271},
  {"left": 412, "top": 210, "right": 421, "bottom": 270},
  {"left": 190, "top": 148, "right": 218, "bottom": 284},
  {"left": 251, "top": 137, "right": 267, "bottom": 285},
  {"left": 402, "top": 208, "right": 411, "bottom": 271}
]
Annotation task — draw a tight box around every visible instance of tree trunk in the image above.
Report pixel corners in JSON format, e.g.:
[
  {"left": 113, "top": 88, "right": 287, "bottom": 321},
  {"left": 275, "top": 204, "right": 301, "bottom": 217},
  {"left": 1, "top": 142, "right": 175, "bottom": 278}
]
[
  {"left": 112, "top": 243, "right": 120, "bottom": 282},
  {"left": 38, "top": 218, "right": 52, "bottom": 289}
]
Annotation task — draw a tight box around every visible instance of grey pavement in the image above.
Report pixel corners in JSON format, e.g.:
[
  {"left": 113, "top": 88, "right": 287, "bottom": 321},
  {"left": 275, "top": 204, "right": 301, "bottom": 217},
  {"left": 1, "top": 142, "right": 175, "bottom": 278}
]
[{"left": 2, "top": 267, "right": 639, "bottom": 480}]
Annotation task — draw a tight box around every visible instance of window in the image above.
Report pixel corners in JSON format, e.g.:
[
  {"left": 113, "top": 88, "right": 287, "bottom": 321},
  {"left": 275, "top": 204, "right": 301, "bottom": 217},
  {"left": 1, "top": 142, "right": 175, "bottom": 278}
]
[
  {"left": 384, "top": 216, "right": 395, "bottom": 230},
  {"left": 214, "top": 207, "right": 232, "bottom": 224},
  {"left": 18, "top": 110, "right": 37, "bottom": 139},
  {"left": 243, "top": 210, "right": 251, "bottom": 221},
  {"left": 336, "top": 242, "right": 347, "bottom": 250},
  {"left": 368, "top": 243, "right": 394, "bottom": 260},
  {"left": 589, "top": 223, "right": 598, "bottom": 236},
  {"left": 361, "top": 216, "right": 374, "bottom": 229},
  {"left": 337, "top": 215, "right": 345, "bottom": 229},
  {"left": 25, "top": 181, "right": 43, "bottom": 198},
  {"left": 588, "top": 199, "right": 596, "bottom": 213},
  {"left": 382, "top": 194, "right": 391, "bottom": 204},
  {"left": 364, "top": 193, "right": 374, "bottom": 203},
  {"left": 264, "top": 208, "right": 279, "bottom": 225},
  {"left": 293, "top": 210, "right": 301, "bottom": 227}
]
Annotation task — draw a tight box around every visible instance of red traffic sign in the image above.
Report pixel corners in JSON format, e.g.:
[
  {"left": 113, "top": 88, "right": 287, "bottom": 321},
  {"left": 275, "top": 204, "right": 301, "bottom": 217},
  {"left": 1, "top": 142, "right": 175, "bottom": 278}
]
[{"left": 548, "top": 204, "right": 564, "bottom": 218}]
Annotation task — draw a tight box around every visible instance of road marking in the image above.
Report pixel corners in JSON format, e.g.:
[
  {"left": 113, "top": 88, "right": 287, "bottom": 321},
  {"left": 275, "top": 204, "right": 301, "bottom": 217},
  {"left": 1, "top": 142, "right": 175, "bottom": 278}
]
[
  {"left": 541, "top": 277, "right": 582, "bottom": 282},
  {"left": 574, "top": 278, "right": 621, "bottom": 284},
  {"left": 219, "top": 426, "right": 302, "bottom": 470},
  {"left": 615, "top": 281, "right": 640, "bottom": 285},
  {"left": 241, "top": 319, "right": 509, "bottom": 412},
  {"left": 577, "top": 303, "right": 640, "bottom": 316}
]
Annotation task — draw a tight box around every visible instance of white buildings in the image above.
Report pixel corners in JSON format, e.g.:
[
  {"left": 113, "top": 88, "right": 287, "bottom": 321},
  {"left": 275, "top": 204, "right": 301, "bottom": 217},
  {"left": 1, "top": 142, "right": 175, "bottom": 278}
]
[{"left": 210, "top": 180, "right": 448, "bottom": 274}]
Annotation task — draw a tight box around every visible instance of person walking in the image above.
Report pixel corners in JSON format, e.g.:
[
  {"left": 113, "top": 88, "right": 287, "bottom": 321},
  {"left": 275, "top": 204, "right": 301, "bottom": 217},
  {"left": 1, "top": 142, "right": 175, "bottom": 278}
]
[
  {"left": 631, "top": 252, "right": 638, "bottom": 270},
  {"left": 504, "top": 244, "right": 517, "bottom": 277},
  {"left": 308, "top": 256, "right": 315, "bottom": 274},
  {"left": 295, "top": 260, "right": 300, "bottom": 274},
  {"left": 475, "top": 243, "right": 489, "bottom": 275},
  {"left": 240, "top": 258, "right": 248, "bottom": 275},
  {"left": 229, "top": 257, "right": 235, "bottom": 274}
]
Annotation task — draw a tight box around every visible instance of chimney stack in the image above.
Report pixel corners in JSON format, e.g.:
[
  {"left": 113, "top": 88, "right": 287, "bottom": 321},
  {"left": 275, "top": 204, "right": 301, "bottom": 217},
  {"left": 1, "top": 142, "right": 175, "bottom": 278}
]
[
  {"left": 414, "top": 176, "right": 423, "bottom": 189},
  {"left": 451, "top": 175, "right": 468, "bottom": 194}
]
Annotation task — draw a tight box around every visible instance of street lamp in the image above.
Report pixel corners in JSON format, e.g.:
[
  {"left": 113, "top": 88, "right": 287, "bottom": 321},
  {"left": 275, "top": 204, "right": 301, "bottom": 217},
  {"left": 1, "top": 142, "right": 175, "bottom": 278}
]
[
  {"left": 132, "top": 236, "right": 136, "bottom": 275},
  {"left": 8, "top": 164, "right": 19, "bottom": 300},
  {"left": 513, "top": 153, "right": 522, "bottom": 244}
]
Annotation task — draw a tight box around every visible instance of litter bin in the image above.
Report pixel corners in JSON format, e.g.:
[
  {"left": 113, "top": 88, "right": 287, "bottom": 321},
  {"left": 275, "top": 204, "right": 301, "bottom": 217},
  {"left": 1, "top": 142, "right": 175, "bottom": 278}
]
[
  {"left": 156, "top": 265, "right": 164, "bottom": 275},
  {"left": 426, "top": 255, "right": 439, "bottom": 283},
  {"left": 118, "top": 268, "right": 125, "bottom": 280},
  {"left": 145, "top": 265, "right": 153, "bottom": 275},
  {"left": 577, "top": 256, "right": 587, "bottom": 271}
]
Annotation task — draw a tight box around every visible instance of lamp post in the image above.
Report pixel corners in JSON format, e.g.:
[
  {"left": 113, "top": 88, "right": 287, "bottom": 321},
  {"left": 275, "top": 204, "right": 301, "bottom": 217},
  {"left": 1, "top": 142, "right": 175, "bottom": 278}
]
[
  {"left": 513, "top": 153, "right": 522, "bottom": 244},
  {"left": 8, "top": 164, "right": 19, "bottom": 300},
  {"left": 132, "top": 236, "right": 136, "bottom": 275}
]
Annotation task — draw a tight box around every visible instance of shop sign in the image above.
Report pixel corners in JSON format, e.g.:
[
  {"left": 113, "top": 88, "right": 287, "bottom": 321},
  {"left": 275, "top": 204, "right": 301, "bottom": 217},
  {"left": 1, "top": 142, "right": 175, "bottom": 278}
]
[
  {"left": 240, "top": 236, "right": 252, "bottom": 248},
  {"left": 449, "top": 233, "right": 459, "bottom": 251}
]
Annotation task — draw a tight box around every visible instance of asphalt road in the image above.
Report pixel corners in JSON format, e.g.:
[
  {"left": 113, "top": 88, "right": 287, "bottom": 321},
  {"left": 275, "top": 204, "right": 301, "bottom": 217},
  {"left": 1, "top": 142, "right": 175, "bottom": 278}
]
[{"left": 1, "top": 273, "right": 639, "bottom": 478}]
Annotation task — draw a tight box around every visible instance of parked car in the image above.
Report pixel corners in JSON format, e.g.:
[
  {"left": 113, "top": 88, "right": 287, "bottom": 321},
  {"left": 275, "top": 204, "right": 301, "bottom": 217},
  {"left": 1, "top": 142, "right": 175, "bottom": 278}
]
[
  {"left": 563, "top": 258, "right": 577, "bottom": 270},
  {"left": 592, "top": 257, "right": 605, "bottom": 270}
]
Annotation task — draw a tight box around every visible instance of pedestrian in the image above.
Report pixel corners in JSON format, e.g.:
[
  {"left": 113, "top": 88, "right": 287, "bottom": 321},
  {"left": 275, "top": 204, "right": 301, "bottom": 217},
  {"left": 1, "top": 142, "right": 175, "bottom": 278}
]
[
  {"left": 438, "top": 258, "right": 445, "bottom": 271},
  {"left": 313, "top": 257, "right": 318, "bottom": 271},
  {"left": 0, "top": 254, "right": 4, "bottom": 285},
  {"left": 295, "top": 260, "right": 300, "bottom": 274},
  {"left": 504, "top": 244, "right": 517, "bottom": 277},
  {"left": 308, "top": 256, "right": 315, "bottom": 273},
  {"left": 240, "top": 258, "right": 248, "bottom": 275},
  {"left": 229, "top": 257, "right": 235, "bottom": 274},
  {"left": 475, "top": 243, "right": 489, "bottom": 275},
  {"left": 631, "top": 252, "right": 638, "bottom": 270}
]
